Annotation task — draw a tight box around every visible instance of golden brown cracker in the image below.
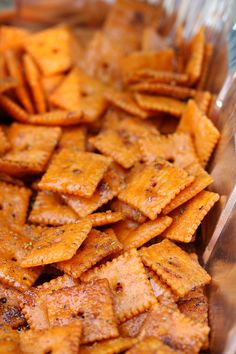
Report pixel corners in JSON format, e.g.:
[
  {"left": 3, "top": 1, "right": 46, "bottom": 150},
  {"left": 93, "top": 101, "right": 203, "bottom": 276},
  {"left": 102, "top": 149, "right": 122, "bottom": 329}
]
[
  {"left": 146, "top": 269, "right": 177, "bottom": 306},
  {"left": 58, "top": 126, "right": 86, "bottom": 151},
  {"left": 140, "top": 239, "right": 211, "bottom": 297},
  {"left": 81, "top": 249, "right": 156, "bottom": 323},
  {"left": 0, "top": 77, "right": 17, "bottom": 93},
  {"left": 194, "top": 91, "right": 212, "bottom": 114},
  {"left": 125, "top": 69, "right": 188, "bottom": 85},
  {"left": 126, "top": 337, "right": 177, "bottom": 354},
  {"left": 0, "top": 94, "right": 29, "bottom": 123},
  {"left": 88, "top": 211, "right": 124, "bottom": 227},
  {"left": 0, "top": 326, "right": 20, "bottom": 353},
  {"left": 57, "top": 228, "right": 123, "bottom": 278},
  {"left": 28, "top": 110, "right": 83, "bottom": 126},
  {"left": 0, "top": 283, "right": 25, "bottom": 328},
  {"left": 119, "top": 312, "right": 148, "bottom": 338},
  {"left": 80, "top": 337, "right": 137, "bottom": 354},
  {"left": 111, "top": 199, "right": 146, "bottom": 223},
  {"left": 197, "top": 43, "right": 213, "bottom": 90},
  {"left": 42, "top": 74, "right": 65, "bottom": 96},
  {"left": 38, "top": 149, "right": 112, "bottom": 197},
  {"left": 0, "top": 26, "right": 30, "bottom": 52},
  {"left": 0, "top": 127, "right": 10, "bottom": 155},
  {"left": 118, "top": 161, "right": 194, "bottom": 220}
]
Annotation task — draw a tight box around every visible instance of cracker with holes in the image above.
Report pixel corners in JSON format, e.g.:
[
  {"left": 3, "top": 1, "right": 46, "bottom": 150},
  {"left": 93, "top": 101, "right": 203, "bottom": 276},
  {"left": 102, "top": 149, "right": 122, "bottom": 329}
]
[
  {"left": 0, "top": 94, "right": 29, "bottom": 123},
  {"left": 0, "top": 283, "right": 25, "bottom": 328},
  {"left": 162, "top": 191, "right": 219, "bottom": 243},
  {"left": 63, "top": 163, "right": 125, "bottom": 217},
  {"left": 135, "top": 94, "right": 186, "bottom": 117},
  {"left": 138, "top": 303, "right": 209, "bottom": 354},
  {"left": 111, "top": 199, "right": 146, "bottom": 223},
  {"left": 46, "top": 279, "right": 119, "bottom": 344},
  {"left": 118, "top": 216, "right": 172, "bottom": 250},
  {"left": 0, "top": 123, "right": 61, "bottom": 175},
  {"left": 140, "top": 132, "right": 198, "bottom": 169},
  {"left": 38, "top": 149, "right": 112, "bottom": 197},
  {"left": 20, "top": 322, "right": 82, "bottom": 354},
  {"left": 126, "top": 337, "right": 177, "bottom": 354},
  {"left": 118, "top": 161, "right": 194, "bottom": 220},
  {"left": 5, "top": 50, "right": 34, "bottom": 113},
  {"left": 28, "top": 190, "right": 78, "bottom": 226},
  {"left": 177, "top": 100, "right": 220, "bottom": 166},
  {"left": 89, "top": 129, "right": 141, "bottom": 169},
  {"left": 80, "top": 337, "right": 137, "bottom": 354},
  {"left": 22, "top": 275, "right": 79, "bottom": 330},
  {"left": 58, "top": 126, "right": 86, "bottom": 151},
  {"left": 23, "top": 53, "right": 47, "bottom": 113},
  {"left": 119, "top": 312, "right": 148, "bottom": 338},
  {"left": 57, "top": 228, "right": 123, "bottom": 278},
  {"left": 88, "top": 211, "right": 124, "bottom": 227},
  {"left": 81, "top": 249, "right": 156, "bottom": 323},
  {"left": 140, "top": 239, "right": 211, "bottom": 297},
  {"left": 20, "top": 220, "right": 92, "bottom": 267},
  {"left": 163, "top": 162, "right": 213, "bottom": 214}
]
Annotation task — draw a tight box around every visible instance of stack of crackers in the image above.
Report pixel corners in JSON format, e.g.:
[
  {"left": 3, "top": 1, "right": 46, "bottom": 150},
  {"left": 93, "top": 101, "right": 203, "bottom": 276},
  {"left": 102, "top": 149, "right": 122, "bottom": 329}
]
[{"left": 0, "top": 1, "right": 220, "bottom": 353}]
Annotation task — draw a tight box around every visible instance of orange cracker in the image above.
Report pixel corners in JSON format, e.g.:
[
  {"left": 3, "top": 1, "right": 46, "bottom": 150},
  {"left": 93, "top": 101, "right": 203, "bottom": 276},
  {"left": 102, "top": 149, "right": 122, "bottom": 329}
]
[
  {"left": 63, "top": 163, "right": 125, "bottom": 217},
  {"left": 111, "top": 199, "right": 146, "bottom": 223},
  {"left": 0, "top": 326, "right": 20, "bottom": 353},
  {"left": 140, "top": 132, "right": 198, "bottom": 168},
  {"left": 28, "top": 190, "right": 78, "bottom": 226},
  {"left": 0, "top": 127, "right": 10, "bottom": 154},
  {"left": 23, "top": 54, "right": 47, "bottom": 113},
  {"left": 131, "top": 82, "right": 196, "bottom": 99},
  {"left": 42, "top": 74, "right": 65, "bottom": 95},
  {"left": 38, "top": 149, "right": 112, "bottom": 197},
  {"left": 119, "top": 312, "right": 148, "bottom": 338},
  {"left": 177, "top": 100, "right": 220, "bottom": 166},
  {"left": 89, "top": 129, "right": 141, "bottom": 168},
  {"left": 118, "top": 115, "right": 160, "bottom": 139},
  {"left": 105, "top": 90, "right": 149, "bottom": 119},
  {"left": 5, "top": 50, "right": 33, "bottom": 113},
  {"left": 58, "top": 126, "right": 86, "bottom": 151},
  {"left": 46, "top": 279, "right": 119, "bottom": 344},
  {"left": 185, "top": 27, "right": 205, "bottom": 86},
  {"left": 118, "top": 161, "right": 194, "bottom": 220},
  {"left": 0, "top": 181, "right": 31, "bottom": 225},
  {"left": 0, "top": 283, "right": 25, "bottom": 328},
  {"left": 162, "top": 191, "right": 219, "bottom": 243},
  {"left": 81, "top": 249, "right": 156, "bottom": 323},
  {"left": 135, "top": 94, "right": 186, "bottom": 117},
  {"left": 138, "top": 303, "right": 209, "bottom": 354},
  {"left": 141, "top": 25, "right": 167, "bottom": 51},
  {"left": 0, "top": 26, "right": 30, "bottom": 52},
  {"left": 140, "top": 239, "right": 211, "bottom": 297},
  {"left": 57, "top": 228, "right": 123, "bottom": 278},
  {"left": 80, "top": 337, "right": 137, "bottom": 354},
  {"left": 0, "top": 94, "right": 29, "bottom": 123},
  {"left": 121, "top": 49, "right": 174, "bottom": 78},
  {"left": 113, "top": 219, "right": 140, "bottom": 245},
  {"left": 0, "top": 123, "right": 61, "bottom": 175},
  {"left": 126, "top": 337, "right": 177, "bottom": 354},
  {"left": 28, "top": 110, "right": 82, "bottom": 126},
  {"left": 0, "top": 76, "right": 17, "bottom": 93},
  {"left": 125, "top": 69, "right": 188, "bottom": 85},
  {"left": 197, "top": 43, "right": 213, "bottom": 90},
  {"left": 118, "top": 216, "right": 172, "bottom": 250},
  {"left": 24, "top": 26, "right": 77, "bottom": 76},
  {"left": 20, "top": 220, "right": 92, "bottom": 267},
  {"left": 88, "top": 211, "right": 124, "bottom": 227},
  {"left": 163, "top": 162, "right": 213, "bottom": 214},
  {"left": 194, "top": 91, "right": 212, "bottom": 114},
  {"left": 20, "top": 322, "right": 82, "bottom": 354},
  {"left": 21, "top": 274, "right": 79, "bottom": 330},
  {"left": 49, "top": 68, "right": 81, "bottom": 111}
]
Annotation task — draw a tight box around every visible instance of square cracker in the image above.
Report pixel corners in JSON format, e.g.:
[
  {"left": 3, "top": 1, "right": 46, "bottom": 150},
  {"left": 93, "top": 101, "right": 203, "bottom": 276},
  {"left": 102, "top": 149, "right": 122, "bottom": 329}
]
[
  {"left": 58, "top": 126, "right": 86, "bottom": 151},
  {"left": 80, "top": 337, "right": 137, "bottom": 354},
  {"left": 161, "top": 191, "right": 219, "bottom": 243},
  {"left": 20, "top": 220, "right": 92, "bottom": 267},
  {"left": 126, "top": 337, "right": 177, "bottom": 354},
  {"left": 57, "top": 228, "right": 123, "bottom": 278},
  {"left": 111, "top": 199, "right": 146, "bottom": 223},
  {"left": 0, "top": 123, "right": 61, "bottom": 175},
  {"left": 20, "top": 322, "right": 82, "bottom": 354},
  {"left": 0, "top": 282, "right": 25, "bottom": 328},
  {"left": 177, "top": 100, "right": 220, "bottom": 166},
  {"left": 138, "top": 303, "right": 209, "bottom": 354},
  {"left": 81, "top": 249, "right": 156, "bottom": 323},
  {"left": 140, "top": 239, "right": 211, "bottom": 297},
  {"left": 28, "top": 190, "right": 78, "bottom": 226},
  {"left": 38, "top": 149, "right": 112, "bottom": 197},
  {"left": 87, "top": 211, "right": 124, "bottom": 227},
  {"left": 46, "top": 279, "right": 119, "bottom": 344},
  {"left": 118, "top": 161, "right": 194, "bottom": 220}
]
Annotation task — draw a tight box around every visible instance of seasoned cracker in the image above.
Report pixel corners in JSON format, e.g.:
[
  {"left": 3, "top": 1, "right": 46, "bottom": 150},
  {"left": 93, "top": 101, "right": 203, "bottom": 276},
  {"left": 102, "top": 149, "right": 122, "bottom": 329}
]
[
  {"left": 131, "top": 82, "right": 196, "bottom": 99},
  {"left": 58, "top": 126, "right": 86, "bottom": 151},
  {"left": 0, "top": 94, "right": 29, "bottom": 123},
  {"left": 140, "top": 132, "right": 198, "bottom": 168},
  {"left": 177, "top": 100, "right": 220, "bottom": 166},
  {"left": 163, "top": 162, "right": 213, "bottom": 214},
  {"left": 118, "top": 161, "right": 194, "bottom": 220},
  {"left": 140, "top": 239, "right": 211, "bottom": 297},
  {"left": 29, "top": 190, "right": 78, "bottom": 226},
  {"left": 197, "top": 43, "right": 213, "bottom": 90},
  {"left": 0, "top": 77, "right": 17, "bottom": 93},
  {"left": 113, "top": 219, "right": 140, "bottom": 245},
  {"left": 194, "top": 91, "right": 212, "bottom": 114},
  {"left": 23, "top": 53, "right": 47, "bottom": 113},
  {"left": 89, "top": 129, "right": 141, "bottom": 168},
  {"left": 135, "top": 94, "right": 186, "bottom": 117},
  {"left": 0, "top": 181, "right": 31, "bottom": 225},
  {"left": 88, "top": 211, "right": 124, "bottom": 227},
  {"left": 63, "top": 163, "right": 125, "bottom": 217},
  {"left": 38, "top": 149, "right": 112, "bottom": 197},
  {"left": 5, "top": 50, "right": 33, "bottom": 113},
  {"left": 0, "top": 283, "right": 25, "bottom": 328},
  {"left": 28, "top": 110, "right": 82, "bottom": 126},
  {"left": 138, "top": 303, "right": 209, "bottom": 354},
  {"left": 126, "top": 337, "right": 177, "bottom": 354},
  {"left": 57, "top": 228, "right": 123, "bottom": 278},
  {"left": 119, "top": 216, "right": 172, "bottom": 250},
  {"left": 0, "top": 26, "right": 29, "bottom": 52},
  {"left": 119, "top": 312, "right": 148, "bottom": 338},
  {"left": 0, "top": 123, "right": 61, "bottom": 175},
  {"left": 162, "top": 191, "right": 219, "bottom": 242},
  {"left": 80, "top": 337, "right": 137, "bottom": 354},
  {"left": 146, "top": 269, "right": 177, "bottom": 306},
  {"left": 111, "top": 199, "right": 146, "bottom": 223},
  {"left": 46, "top": 279, "right": 119, "bottom": 344},
  {"left": 20, "top": 322, "right": 82, "bottom": 354},
  {"left": 125, "top": 69, "right": 188, "bottom": 85},
  {"left": 0, "top": 326, "right": 20, "bottom": 353},
  {"left": 81, "top": 249, "right": 156, "bottom": 323},
  {"left": 20, "top": 220, "right": 92, "bottom": 267},
  {"left": 0, "top": 127, "right": 10, "bottom": 154}
]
